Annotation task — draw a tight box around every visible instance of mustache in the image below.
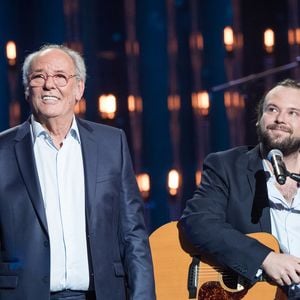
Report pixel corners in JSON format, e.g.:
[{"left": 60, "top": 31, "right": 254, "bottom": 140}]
[{"left": 266, "top": 124, "right": 292, "bottom": 133}]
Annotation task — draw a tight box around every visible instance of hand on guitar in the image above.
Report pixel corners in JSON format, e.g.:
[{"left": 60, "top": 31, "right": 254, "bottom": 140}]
[{"left": 262, "top": 252, "right": 300, "bottom": 286}]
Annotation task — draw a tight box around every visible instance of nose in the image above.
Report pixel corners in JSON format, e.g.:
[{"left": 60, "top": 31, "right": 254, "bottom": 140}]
[
  {"left": 43, "top": 75, "right": 56, "bottom": 89},
  {"left": 274, "top": 110, "right": 287, "bottom": 123}
]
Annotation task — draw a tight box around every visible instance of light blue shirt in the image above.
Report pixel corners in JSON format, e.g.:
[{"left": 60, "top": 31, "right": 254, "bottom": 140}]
[
  {"left": 263, "top": 159, "right": 300, "bottom": 258},
  {"left": 30, "top": 115, "right": 89, "bottom": 291}
]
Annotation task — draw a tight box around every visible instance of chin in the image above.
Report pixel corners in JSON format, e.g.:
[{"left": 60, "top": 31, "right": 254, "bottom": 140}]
[{"left": 37, "top": 112, "right": 60, "bottom": 119}]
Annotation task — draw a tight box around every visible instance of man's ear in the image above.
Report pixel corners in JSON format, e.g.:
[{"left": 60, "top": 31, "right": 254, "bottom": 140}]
[
  {"left": 25, "top": 89, "right": 30, "bottom": 102},
  {"left": 75, "top": 80, "right": 85, "bottom": 102}
]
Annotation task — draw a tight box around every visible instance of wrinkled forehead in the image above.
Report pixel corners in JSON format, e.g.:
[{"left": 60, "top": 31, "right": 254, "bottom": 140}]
[{"left": 30, "top": 49, "right": 75, "bottom": 74}]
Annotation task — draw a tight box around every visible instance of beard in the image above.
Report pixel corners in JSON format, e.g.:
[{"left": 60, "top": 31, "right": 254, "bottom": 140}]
[{"left": 257, "top": 123, "right": 300, "bottom": 157}]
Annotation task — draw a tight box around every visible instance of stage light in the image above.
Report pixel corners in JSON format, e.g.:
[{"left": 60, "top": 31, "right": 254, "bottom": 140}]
[
  {"left": 6, "top": 41, "right": 17, "bottom": 66},
  {"left": 168, "top": 95, "right": 180, "bottom": 111},
  {"left": 168, "top": 169, "right": 180, "bottom": 196},
  {"left": 224, "top": 91, "right": 245, "bottom": 109},
  {"left": 128, "top": 95, "right": 143, "bottom": 112},
  {"left": 136, "top": 173, "right": 150, "bottom": 199},
  {"left": 190, "top": 32, "right": 203, "bottom": 50},
  {"left": 74, "top": 98, "right": 86, "bottom": 115},
  {"left": 98, "top": 94, "right": 117, "bottom": 119},
  {"left": 224, "top": 26, "right": 234, "bottom": 52},
  {"left": 264, "top": 29, "right": 275, "bottom": 53},
  {"left": 192, "top": 91, "right": 210, "bottom": 116},
  {"left": 195, "top": 170, "right": 202, "bottom": 186}
]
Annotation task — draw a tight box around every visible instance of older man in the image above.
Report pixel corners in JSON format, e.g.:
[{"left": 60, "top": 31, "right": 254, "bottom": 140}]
[{"left": 0, "top": 44, "right": 155, "bottom": 300}]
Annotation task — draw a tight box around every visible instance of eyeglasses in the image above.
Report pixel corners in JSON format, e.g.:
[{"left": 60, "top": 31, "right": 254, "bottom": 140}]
[{"left": 29, "top": 73, "right": 77, "bottom": 87}]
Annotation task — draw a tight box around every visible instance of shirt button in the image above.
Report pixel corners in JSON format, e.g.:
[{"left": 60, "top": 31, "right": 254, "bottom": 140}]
[{"left": 44, "top": 241, "right": 49, "bottom": 247}]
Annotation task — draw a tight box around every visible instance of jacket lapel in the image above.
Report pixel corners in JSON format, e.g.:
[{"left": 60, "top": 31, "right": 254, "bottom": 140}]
[
  {"left": 246, "top": 145, "right": 271, "bottom": 233},
  {"left": 76, "top": 119, "right": 98, "bottom": 219},
  {"left": 246, "top": 146, "right": 262, "bottom": 193},
  {"left": 14, "top": 121, "right": 48, "bottom": 234}
]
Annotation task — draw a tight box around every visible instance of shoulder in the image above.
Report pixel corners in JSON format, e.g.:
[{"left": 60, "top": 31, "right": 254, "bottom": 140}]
[
  {"left": 76, "top": 118, "right": 124, "bottom": 138},
  {"left": 206, "top": 145, "right": 257, "bottom": 161},
  {"left": 0, "top": 123, "right": 26, "bottom": 146},
  {"left": 200, "top": 146, "right": 260, "bottom": 185},
  {"left": 0, "top": 126, "right": 19, "bottom": 138},
  {"left": 76, "top": 118, "right": 130, "bottom": 153},
  {"left": 204, "top": 145, "right": 260, "bottom": 171}
]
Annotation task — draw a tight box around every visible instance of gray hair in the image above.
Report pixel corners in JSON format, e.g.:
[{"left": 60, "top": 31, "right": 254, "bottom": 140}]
[{"left": 22, "top": 44, "right": 86, "bottom": 96}]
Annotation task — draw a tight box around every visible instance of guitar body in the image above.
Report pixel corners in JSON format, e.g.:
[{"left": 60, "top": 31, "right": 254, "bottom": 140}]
[
  {"left": 197, "top": 232, "right": 286, "bottom": 300},
  {"left": 149, "top": 222, "right": 287, "bottom": 300},
  {"left": 149, "top": 221, "right": 194, "bottom": 299}
]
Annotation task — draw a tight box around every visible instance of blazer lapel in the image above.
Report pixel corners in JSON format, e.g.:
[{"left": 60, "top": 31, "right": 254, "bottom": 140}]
[
  {"left": 246, "top": 146, "right": 262, "bottom": 193},
  {"left": 246, "top": 145, "right": 271, "bottom": 233},
  {"left": 77, "top": 119, "right": 98, "bottom": 219},
  {"left": 14, "top": 121, "right": 48, "bottom": 234}
]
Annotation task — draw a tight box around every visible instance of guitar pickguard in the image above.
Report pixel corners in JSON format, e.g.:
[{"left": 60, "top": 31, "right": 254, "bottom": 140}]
[{"left": 198, "top": 281, "right": 248, "bottom": 300}]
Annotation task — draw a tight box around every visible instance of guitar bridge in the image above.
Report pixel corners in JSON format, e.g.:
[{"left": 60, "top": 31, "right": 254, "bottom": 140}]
[{"left": 187, "top": 257, "right": 200, "bottom": 299}]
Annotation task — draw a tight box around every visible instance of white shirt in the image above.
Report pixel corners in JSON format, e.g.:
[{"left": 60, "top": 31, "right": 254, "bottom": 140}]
[
  {"left": 263, "top": 159, "right": 300, "bottom": 257},
  {"left": 31, "top": 115, "right": 89, "bottom": 291}
]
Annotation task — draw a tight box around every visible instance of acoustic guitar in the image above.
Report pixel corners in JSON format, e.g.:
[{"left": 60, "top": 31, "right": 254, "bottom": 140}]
[{"left": 149, "top": 221, "right": 287, "bottom": 300}]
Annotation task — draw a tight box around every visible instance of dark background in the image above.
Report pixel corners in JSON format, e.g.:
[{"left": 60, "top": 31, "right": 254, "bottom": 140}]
[{"left": 1, "top": 0, "right": 299, "bottom": 232}]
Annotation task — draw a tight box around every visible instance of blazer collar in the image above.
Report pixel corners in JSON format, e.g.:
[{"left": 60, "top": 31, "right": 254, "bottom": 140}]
[
  {"left": 76, "top": 118, "right": 98, "bottom": 219},
  {"left": 246, "top": 144, "right": 271, "bottom": 232},
  {"left": 14, "top": 120, "right": 48, "bottom": 235},
  {"left": 246, "top": 145, "right": 263, "bottom": 173},
  {"left": 14, "top": 117, "right": 99, "bottom": 234}
]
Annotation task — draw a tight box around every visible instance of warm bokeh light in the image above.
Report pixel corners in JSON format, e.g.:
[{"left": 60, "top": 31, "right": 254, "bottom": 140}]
[
  {"left": 288, "top": 29, "right": 295, "bottom": 45},
  {"left": 125, "top": 40, "right": 140, "bottom": 55},
  {"left": 98, "top": 94, "right": 117, "bottom": 119},
  {"left": 190, "top": 32, "right": 203, "bottom": 50},
  {"left": 128, "top": 95, "right": 143, "bottom": 112},
  {"left": 296, "top": 28, "right": 300, "bottom": 44},
  {"left": 236, "top": 32, "right": 244, "bottom": 48},
  {"left": 168, "top": 95, "right": 181, "bottom": 111},
  {"left": 224, "top": 26, "right": 234, "bottom": 52},
  {"left": 74, "top": 98, "right": 86, "bottom": 115},
  {"left": 136, "top": 173, "right": 150, "bottom": 199},
  {"left": 195, "top": 170, "right": 202, "bottom": 186},
  {"left": 192, "top": 91, "right": 210, "bottom": 116},
  {"left": 288, "top": 28, "right": 300, "bottom": 45},
  {"left": 264, "top": 28, "right": 274, "bottom": 53},
  {"left": 6, "top": 41, "right": 17, "bottom": 66},
  {"left": 9, "top": 100, "right": 21, "bottom": 127},
  {"left": 168, "top": 169, "right": 180, "bottom": 196},
  {"left": 224, "top": 91, "right": 245, "bottom": 109}
]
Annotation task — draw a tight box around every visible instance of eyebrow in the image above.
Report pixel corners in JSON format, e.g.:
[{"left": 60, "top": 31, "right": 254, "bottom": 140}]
[
  {"left": 264, "top": 103, "right": 278, "bottom": 109},
  {"left": 289, "top": 108, "right": 300, "bottom": 112},
  {"left": 264, "top": 103, "right": 300, "bottom": 112}
]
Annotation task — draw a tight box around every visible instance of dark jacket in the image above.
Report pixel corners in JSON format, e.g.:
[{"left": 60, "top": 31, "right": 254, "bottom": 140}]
[
  {"left": 179, "top": 145, "right": 273, "bottom": 283},
  {"left": 0, "top": 118, "right": 155, "bottom": 300}
]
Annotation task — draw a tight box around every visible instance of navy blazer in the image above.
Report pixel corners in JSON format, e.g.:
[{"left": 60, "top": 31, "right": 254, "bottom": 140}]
[
  {"left": 179, "top": 145, "right": 274, "bottom": 283},
  {"left": 0, "top": 118, "right": 155, "bottom": 300}
]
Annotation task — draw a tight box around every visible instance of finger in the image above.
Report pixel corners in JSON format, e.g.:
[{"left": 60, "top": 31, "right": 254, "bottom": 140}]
[
  {"left": 281, "top": 274, "right": 292, "bottom": 286},
  {"left": 290, "top": 272, "right": 300, "bottom": 285},
  {"left": 276, "top": 278, "right": 285, "bottom": 286}
]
